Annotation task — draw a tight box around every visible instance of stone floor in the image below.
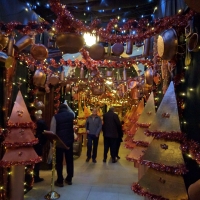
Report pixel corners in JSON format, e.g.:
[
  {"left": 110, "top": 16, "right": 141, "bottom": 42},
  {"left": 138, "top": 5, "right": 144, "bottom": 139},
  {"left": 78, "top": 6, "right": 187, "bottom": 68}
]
[{"left": 25, "top": 134, "right": 144, "bottom": 200}]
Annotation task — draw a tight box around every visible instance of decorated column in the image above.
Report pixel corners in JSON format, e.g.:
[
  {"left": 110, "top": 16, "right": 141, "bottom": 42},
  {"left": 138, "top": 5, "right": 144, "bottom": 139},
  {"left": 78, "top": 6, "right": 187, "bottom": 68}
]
[{"left": 0, "top": 89, "right": 41, "bottom": 200}]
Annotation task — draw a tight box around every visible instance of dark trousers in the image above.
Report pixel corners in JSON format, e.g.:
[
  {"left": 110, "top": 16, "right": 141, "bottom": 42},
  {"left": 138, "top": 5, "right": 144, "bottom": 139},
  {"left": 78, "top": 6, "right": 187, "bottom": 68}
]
[
  {"left": 87, "top": 134, "right": 99, "bottom": 160},
  {"left": 103, "top": 137, "right": 117, "bottom": 160},
  {"left": 34, "top": 144, "right": 43, "bottom": 179},
  {"left": 116, "top": 139, "right": 121, "bottom": 157},
  {"left": 56, "top": 144, "right": 74, "bottom": 183}
]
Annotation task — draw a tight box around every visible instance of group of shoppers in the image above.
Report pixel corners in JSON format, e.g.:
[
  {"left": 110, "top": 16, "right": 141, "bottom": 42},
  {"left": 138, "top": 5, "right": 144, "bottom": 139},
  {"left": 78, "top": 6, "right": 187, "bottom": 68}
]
[
  {"left": 31, "top": 103, "right": 123, "bottom": 188},
  {"left": 85, "top": 107, "right": 123, "bottom": 164}
]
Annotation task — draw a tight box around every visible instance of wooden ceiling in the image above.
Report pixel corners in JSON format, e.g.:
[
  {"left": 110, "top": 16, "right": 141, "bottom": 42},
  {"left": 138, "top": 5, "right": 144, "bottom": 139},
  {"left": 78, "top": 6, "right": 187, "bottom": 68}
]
[{"left": 19, "top": 0, "right": 159, "bottom": 26}]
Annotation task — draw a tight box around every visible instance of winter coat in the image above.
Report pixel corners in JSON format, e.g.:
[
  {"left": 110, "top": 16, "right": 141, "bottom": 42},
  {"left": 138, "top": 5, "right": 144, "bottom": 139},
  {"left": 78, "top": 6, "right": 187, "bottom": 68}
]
[
  {"left": 55, "top": 107, "right": 75, "bottom": 147},
  {"left": 85, "top": 115, "right": 102, "bottom": 136},
  {"left": 102, "top": 110, "right": 121, "bottom": 138}
]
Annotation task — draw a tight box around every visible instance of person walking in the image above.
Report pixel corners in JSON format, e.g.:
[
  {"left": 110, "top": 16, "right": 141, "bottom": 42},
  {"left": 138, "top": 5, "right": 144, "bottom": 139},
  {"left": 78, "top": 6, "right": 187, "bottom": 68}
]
[
  {"left": 33, "top": 110, "right": 48, "bottom": 183},
  {"left": 102, "top": 107, "right": 121, "bottom": 163},
  {"left": 115, "top": 121, "right": 124, "bottom": 160},
  {"left": 50, "top": 103, "right": 75, "bottom": 187},
  {"left": 85, "top": 107, "right": 102, "bottom": 163}
]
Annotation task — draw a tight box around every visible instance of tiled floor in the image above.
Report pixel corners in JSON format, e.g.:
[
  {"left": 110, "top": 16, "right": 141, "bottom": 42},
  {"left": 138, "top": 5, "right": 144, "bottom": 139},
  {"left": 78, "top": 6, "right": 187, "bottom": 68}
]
[{"left": 25, "top": 135, "right": 144, "bottom": 200}]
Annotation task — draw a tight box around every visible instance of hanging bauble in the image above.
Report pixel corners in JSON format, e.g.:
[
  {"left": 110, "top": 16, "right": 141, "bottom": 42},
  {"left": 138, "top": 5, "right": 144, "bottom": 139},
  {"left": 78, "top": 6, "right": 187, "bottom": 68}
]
[
  {"left": 88, "top": 43, "right": 105, "bottom": 60},
  {"left": 56, "top": 33, "right": 84, "bottom": 54},
  {"left": 144, "top": 68, "right": 153, "bottom": 85},
  {"left": 112, "top": 43, "right": 124, "bottom": 56},
  {"left": 30, "top": 44, "right": 48, "bottom": 61},
  {"left": 33, "top": 69, "right": 46, "bottom": 87}
]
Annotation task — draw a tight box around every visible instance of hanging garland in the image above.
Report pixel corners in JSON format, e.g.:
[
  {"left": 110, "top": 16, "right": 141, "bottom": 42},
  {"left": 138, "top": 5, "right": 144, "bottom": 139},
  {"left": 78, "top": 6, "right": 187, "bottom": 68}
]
[
  {"left": 0, "top": 157, "right": 42, "bottom": 168},
  {"left": 0, "top": 0, "right": 195, "bottom": 43},
  {"left": 48, "top": 0, "right": 195, "bottom": 43}
]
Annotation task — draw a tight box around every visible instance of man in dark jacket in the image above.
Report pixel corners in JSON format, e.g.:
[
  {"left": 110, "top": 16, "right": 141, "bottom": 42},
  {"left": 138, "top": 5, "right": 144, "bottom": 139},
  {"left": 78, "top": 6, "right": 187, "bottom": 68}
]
[
  {"left": 50, "top": 103, "right": 75, "bottom": 187},
  {"left": 85, "top": 108, "right": 102, "bottom": 163},
  {"left": 102, "top": 107, "right": 121, "bottom": 163},
  {"left": 34, "top": 110, "right": 48, "bottom": 183}
]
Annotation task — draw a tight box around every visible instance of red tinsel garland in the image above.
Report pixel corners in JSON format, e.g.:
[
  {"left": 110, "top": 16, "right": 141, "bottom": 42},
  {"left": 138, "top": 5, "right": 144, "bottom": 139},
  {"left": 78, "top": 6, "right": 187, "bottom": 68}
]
[
  {"left": 124, "top": 143, "right": 136, "bottom": 150},
  {"left": 132, "top": 140, "right": 149, "bottom": 147},
  {"left": 7, "top": 122, "right": 36, "bottom": 129},
  {"left": 144, "top": 130, "right": 185, "bottom": 142},
  {"left": 139, "top": 159, "right": 188, "bottom": 175},
  {"left": 136, "top": 123, "right": 151, "bottom": 128},
  {"left": 49, "top": 0, "right": 195, "bottom": 43},
  {"left": 0, "top": 157, "right": 42, "bottom": 168},
  {"left": 132, "top": 183, "right": 169, "bottom": 200},
  {"left": 126, "top": 156, "right": 138, "bottom": 163},
  {"left": 0, "top": 0, "right": 194, "bottom": 42},
  {"left": 3, "top": 139, "right": 39, "bottom": 148}
]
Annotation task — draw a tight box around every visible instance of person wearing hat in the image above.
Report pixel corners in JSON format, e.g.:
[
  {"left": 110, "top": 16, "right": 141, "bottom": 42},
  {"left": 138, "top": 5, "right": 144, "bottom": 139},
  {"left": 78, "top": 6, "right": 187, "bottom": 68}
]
[
  {"left": 34, "top": 110, "right": 48, "bottom": 183},
  {"left": 50, "top": 102, "right": 75, "bottom": 187}
]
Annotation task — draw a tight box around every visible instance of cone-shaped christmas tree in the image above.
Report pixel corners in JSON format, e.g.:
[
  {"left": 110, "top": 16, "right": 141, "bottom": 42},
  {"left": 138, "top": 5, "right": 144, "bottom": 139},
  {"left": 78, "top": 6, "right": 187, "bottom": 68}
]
[
  {"left": 124, "top": 99, "right": 144, "bottom": 144},
  {"left": 0, "top": 90, "right": 41, "bottom": 166},
  {"left": 132, "top": 81, "right": 188, "bottom": 200},
  {"left": 126, "top": 92, "right": 156, "bottom": 163},
  {"left": 0, "top": 90, "right": 41, "bottom": 200}
]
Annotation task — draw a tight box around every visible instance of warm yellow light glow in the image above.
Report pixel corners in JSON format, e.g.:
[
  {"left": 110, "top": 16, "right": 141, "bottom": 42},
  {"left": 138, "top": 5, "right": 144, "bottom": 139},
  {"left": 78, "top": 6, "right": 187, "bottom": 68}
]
[{"left": 83, "top": 32, "right": 96, "bottom": 47}]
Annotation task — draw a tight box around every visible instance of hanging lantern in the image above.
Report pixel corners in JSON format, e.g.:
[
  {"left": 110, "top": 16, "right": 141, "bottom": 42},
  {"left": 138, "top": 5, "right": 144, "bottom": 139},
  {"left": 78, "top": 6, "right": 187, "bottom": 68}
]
[
  {"left": 142, "top": 38, "right": 151, "bottom": 57},
  {"left": 56, "top": 33, "right": 84, "bottom": 54},
  {"left": 80, "top": 67, "right": 84, "bottom": 78},
  {"left": 144, "top": 68, "right": 153, "bottom": 85},
  {"left": 130, "top": 86, "right": 140, "bottom": 100},
  {"left": 33, "top": 69, "right": 46, "bottom": 87},
  {"left": 126, "top": 40, "right": 133, "bottom": 55},
  {"left": 123, "top": 67, "right": 127, "bottom": 81},
  {"left": 30, "top": 44, "right": 48, "bottom": 61},
  {"left": 7, "top": 34, "right": 15, "bottom": 57},
  {"left": 13, "top": 35, "right": 32, "bottom": 52}
]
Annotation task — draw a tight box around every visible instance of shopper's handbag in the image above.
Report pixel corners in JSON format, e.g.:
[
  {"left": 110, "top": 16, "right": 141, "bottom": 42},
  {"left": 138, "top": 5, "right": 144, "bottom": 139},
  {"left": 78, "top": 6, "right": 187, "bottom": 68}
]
[{"left": 73, "top": 141, "right": 82, "bottom": 157}]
